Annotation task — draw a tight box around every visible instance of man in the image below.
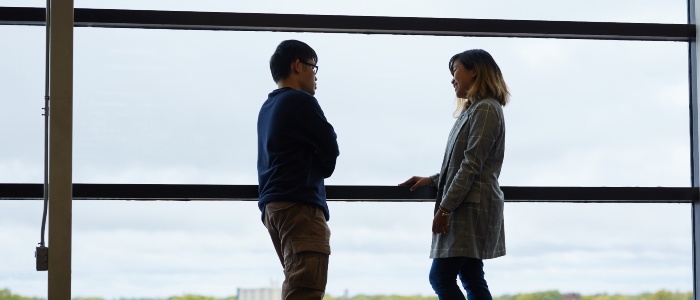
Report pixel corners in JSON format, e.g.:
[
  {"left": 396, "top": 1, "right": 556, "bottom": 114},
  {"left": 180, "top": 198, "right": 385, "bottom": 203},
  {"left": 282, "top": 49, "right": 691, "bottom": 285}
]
[{"left": 257, "top": 39, "right": 339, "bottom": 300}]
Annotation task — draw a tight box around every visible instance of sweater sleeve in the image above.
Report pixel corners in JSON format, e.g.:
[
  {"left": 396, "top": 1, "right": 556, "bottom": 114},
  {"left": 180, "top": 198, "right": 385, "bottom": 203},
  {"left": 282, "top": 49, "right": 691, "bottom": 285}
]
[
  {"left": 294, "top": 95, "right": 340, "bottom": 178},
  {"left": 440, "top": 101, "right": 502, "bottom": 211}
]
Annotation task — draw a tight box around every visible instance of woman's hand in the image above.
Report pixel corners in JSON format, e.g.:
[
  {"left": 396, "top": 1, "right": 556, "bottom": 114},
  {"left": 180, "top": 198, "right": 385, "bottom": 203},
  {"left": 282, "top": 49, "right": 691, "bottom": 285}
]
[
  {"left": 432, "top": 208, "right": 450, "bottom": 234},
  {"left": 399, "top": 176, "right": 433, "bottom": 191}
]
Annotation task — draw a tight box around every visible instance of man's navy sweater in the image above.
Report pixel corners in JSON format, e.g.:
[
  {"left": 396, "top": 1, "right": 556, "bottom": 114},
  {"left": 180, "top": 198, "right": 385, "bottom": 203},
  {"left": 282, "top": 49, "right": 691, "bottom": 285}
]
[{"left": 257, "top": 87, "right": 339, "bottom": 221}]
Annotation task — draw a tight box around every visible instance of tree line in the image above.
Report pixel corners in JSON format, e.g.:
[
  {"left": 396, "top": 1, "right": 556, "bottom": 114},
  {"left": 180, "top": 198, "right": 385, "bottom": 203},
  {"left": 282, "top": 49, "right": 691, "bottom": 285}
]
[{"left": 0, "top": 288, "right": 693, "bottom": 300}]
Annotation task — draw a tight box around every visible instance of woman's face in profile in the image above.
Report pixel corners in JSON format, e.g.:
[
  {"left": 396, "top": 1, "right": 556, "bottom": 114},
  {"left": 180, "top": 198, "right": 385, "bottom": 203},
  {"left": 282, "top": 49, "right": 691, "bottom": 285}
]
[{"left": 451, "top": 60, "right": 476, "bottom": 99}]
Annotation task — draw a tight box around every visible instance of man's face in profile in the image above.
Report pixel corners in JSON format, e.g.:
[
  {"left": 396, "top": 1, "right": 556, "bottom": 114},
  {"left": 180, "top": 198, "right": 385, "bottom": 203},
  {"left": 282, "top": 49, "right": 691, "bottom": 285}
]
[{"left": 299, "top": 59, "right": 318, "bottom": 96}]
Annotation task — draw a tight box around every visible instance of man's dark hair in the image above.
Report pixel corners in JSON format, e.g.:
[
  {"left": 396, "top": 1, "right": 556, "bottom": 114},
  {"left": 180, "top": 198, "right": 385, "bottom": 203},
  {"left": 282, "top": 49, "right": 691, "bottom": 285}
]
[{"left": 270, "top": 40, "right": 318, "bottom": 83}]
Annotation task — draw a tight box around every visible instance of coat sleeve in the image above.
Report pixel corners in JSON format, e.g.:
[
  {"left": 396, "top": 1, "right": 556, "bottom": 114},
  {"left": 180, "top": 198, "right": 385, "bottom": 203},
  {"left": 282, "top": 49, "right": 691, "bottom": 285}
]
[
  {"left": 430, "top": 173, "right": 440, "bottom": 186},
  {"left": 295, "top": 96, "right": 340, "bottom": 178},
  {"left": 440, "top": 101, "right": 503, "bottom": 211}
]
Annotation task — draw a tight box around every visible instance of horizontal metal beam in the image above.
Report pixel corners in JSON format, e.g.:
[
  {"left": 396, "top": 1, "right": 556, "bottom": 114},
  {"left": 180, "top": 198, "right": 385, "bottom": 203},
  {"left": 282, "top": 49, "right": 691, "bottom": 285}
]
[
  {"left": 0, "top": 6, "right": 694, "bottom": 41},
  {"left": 0, "top": 183, "right": 695, "bottom": 203}
]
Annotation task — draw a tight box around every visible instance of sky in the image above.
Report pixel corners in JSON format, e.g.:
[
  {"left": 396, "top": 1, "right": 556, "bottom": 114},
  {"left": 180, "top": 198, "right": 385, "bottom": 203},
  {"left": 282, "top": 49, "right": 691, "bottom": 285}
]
[{"left": 0, "top": 0, "right": 695, "bottom": 298}]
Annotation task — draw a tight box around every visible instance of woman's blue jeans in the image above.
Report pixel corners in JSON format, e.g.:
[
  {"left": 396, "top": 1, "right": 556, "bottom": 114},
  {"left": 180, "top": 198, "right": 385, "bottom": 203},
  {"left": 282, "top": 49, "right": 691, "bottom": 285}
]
[{"left": 429, "top": 257, "right": 492, "bottom": 300}]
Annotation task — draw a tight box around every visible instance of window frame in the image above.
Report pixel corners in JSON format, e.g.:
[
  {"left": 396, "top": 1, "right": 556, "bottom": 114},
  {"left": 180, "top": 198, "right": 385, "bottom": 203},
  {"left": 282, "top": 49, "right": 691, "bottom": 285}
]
[{"left": 0, "top": 3, "right": 698, "bottom": 297}]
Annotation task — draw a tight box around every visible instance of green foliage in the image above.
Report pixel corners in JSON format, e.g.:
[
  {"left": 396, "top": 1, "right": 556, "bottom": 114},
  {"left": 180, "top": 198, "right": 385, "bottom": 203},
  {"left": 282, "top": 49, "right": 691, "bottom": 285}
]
[
  {"left": 581, "top": 295, "right": 631, "bottom": 300},
  {"left": 325, "top": 296, "right": 436, "bottom": 300},
  {"left": 0, "top": 288, "right": 693, "bottom": 300},
  {"left": 168, "top": 295, "right": 234, "bottom": 300},
  {"left": 649, "top": 290, "right": 692, "bottom": 300},
  {"left": 580, "top": 290, "right": 693, "bottom": 300},
  {"left": 495, "top": 290, "right": 563, "bottom": 300},
  {"left": 0, "top": 289, "right": 42, "bottom": 300}
]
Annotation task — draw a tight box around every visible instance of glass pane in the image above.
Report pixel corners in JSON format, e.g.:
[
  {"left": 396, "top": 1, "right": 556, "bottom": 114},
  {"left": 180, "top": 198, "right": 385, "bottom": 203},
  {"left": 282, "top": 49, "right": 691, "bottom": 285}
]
[
  {"left": 0, "top": 201, "right": 47, "bottom": 296},
  {"left": 1, "top": 201, "right": 691, "bottom": 298},
  {"left": 0, "top": 0, "right": 688, "bottom": 23},
  {"left": 68, "top": 28, "right": 689, "bottom": 187},
  {"left": 491, "top": 203, "right": 692, "bottom": 294},
  {"left": 0, "top": 26, "right": 44, "bottom": 183}
]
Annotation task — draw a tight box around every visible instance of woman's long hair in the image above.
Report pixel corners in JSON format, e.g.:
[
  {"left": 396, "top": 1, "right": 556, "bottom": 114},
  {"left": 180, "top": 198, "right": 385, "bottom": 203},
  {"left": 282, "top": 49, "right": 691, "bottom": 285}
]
[{"left": 449, "top": 49, "right": 510, "bottom": 114}]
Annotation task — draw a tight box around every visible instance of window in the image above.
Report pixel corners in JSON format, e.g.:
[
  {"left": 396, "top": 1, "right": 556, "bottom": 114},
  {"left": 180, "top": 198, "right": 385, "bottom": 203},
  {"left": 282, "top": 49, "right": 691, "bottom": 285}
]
[
  {"left": 0, "top": 2, "right": 696, "bottom": 298},
  {"left": 0, "top": 0, "right": 688, "bottom": 23},
  {"left": 71, "top": 28, "right": 689, "bottom": 187},
  {"left": 0, "top": 26, "right": 44, "bottom": 183}
]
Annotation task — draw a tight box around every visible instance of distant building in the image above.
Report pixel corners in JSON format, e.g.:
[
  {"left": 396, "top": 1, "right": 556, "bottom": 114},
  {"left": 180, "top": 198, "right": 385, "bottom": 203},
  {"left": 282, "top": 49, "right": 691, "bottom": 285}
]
[
  {"left": 236, "top": 283, "right": 282, "bottom": 300},
  {"left": 562, "top": 293, "right": 581, "bottom": 300}
]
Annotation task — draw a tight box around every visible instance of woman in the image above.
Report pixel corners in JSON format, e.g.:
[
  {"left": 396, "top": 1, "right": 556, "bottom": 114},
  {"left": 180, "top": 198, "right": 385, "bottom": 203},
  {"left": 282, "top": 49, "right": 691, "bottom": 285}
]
[{"left": 400, "top": 49, "right": 509, "bottom": 300}]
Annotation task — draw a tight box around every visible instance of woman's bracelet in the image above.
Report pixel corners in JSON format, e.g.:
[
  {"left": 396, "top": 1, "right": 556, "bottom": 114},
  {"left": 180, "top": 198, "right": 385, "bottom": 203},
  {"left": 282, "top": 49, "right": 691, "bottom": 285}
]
[{"left": 439, "top": 207, "right": 450, "bottom": 216}]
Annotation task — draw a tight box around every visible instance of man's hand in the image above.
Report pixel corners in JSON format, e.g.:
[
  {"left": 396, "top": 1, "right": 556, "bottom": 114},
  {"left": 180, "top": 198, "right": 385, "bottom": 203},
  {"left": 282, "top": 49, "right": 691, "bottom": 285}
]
[{"left": 399, "top": 176, "right": 433, "bottom": 192}]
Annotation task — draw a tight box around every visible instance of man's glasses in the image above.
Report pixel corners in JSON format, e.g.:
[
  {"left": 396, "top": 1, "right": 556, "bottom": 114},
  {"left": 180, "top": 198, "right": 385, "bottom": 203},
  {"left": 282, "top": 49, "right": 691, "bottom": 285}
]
[{"left": 299, "top": 61, "right": 318, "bottom": 74}]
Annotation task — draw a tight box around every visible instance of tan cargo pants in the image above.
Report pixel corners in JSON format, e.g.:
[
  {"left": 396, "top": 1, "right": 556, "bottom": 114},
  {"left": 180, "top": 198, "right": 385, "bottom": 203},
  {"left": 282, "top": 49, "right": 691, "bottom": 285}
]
[{"left": 264, "top": 201, "right": 331, "bottom": 300}]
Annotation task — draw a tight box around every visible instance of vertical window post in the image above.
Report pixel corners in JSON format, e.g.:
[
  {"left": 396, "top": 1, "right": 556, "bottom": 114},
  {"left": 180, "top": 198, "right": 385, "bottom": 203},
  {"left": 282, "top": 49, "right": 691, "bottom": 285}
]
[
  {"left": 689, "top": 0, "right": 700, "bottom": 298},
  {"left": 47, "top": 0, "right": 73, "bottom": 299}
]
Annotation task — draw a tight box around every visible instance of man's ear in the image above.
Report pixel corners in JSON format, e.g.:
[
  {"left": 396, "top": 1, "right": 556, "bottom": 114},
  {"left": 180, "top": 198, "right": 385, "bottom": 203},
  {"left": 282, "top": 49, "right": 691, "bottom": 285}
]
[{"left": 290, "top": 59, "right": 301, "bottom": 75}]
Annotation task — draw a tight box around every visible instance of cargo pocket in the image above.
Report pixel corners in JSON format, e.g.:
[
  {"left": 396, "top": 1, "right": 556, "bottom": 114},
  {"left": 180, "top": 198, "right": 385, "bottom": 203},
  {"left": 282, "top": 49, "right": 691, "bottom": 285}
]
[{"left": 287, "top": 239, "right": 331, "bottom": 290}]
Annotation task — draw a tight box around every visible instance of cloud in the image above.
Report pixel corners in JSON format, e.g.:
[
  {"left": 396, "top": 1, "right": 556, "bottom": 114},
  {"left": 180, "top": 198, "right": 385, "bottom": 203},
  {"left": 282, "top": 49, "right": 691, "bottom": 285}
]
[{"left": 2, "top": 201, "right": 691, "bottom": 297}]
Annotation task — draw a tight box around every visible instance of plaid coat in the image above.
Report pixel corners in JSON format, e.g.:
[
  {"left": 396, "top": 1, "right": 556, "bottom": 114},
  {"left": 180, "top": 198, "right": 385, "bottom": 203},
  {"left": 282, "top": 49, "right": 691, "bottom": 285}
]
[{"left": 429, "top": 98, "right": 506, "bottom": 259}]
